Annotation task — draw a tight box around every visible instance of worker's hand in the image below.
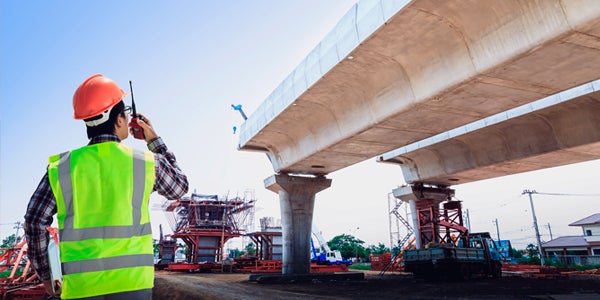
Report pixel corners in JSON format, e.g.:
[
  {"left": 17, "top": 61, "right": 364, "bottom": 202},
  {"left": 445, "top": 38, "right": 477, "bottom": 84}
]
[
  {"left": 42, "top": 279, "right": 61, "bottom": 297},
  {"left": 130, "top": 113, "right": 158, "bottom": 143}
]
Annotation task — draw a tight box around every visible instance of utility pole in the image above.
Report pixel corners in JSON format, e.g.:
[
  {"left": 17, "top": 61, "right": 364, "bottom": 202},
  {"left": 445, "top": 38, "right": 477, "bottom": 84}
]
[
  {"left": 522, "top": 190, "right": 545, "bottom": 266},
  {"left": 13, "top": 221, "right": 23, "bottom": 248},
  {"left": 464, "top": 209, "right": 471, "bottom": 232},
  {"left": 546, "top": 223, "right": 553, "bottom": 240},
  {"left": 352, "top": 227, "right": 360, "bottom": 263},
  {"left": 492, "top": 218, "right": 501, "bottom": 242}
]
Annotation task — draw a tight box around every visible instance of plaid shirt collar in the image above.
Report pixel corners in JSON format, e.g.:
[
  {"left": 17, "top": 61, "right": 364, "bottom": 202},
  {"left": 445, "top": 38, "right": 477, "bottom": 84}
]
[{"left": 88, "top": 134, "right": 121, "bottom": 145}]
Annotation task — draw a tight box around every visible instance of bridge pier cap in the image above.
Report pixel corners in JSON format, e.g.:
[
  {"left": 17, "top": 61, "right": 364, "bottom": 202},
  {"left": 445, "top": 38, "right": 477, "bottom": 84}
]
[
  {"left": 264, "top": 173, "right": 332, "bottom": 275},
  {"left": 392, "top": 183, "right": 454, "bottom": 203}
]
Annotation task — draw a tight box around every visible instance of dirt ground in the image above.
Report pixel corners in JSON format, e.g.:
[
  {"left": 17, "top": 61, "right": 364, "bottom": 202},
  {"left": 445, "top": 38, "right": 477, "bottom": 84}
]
[{"left": 153, "top": 270, "right": 600, "bottom": 300}]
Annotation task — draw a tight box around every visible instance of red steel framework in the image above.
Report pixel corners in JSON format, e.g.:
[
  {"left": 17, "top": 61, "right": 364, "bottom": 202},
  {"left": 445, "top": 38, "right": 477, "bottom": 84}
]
[
  {"left": 157, "top": 195, "right": 349, "bottom": 274},
  {"left": 0, "top": 228, "right": 58, "bottom": 299},
  {"left": 161, "top": 192, "right": 255, "bottom": 269},
  {"left": 246, "top": 217, "right": 282, "bottom": 261},
  {"left": 416, "top": 199, "right": 469, "bottom": 247},
  {"left": 247, "top": 232, "right": 282, "bottom": 261},
  {"left": 382, "top": 184, "right": 471, "bottom": 274},
  {"left": 414, "top": 185, "right": 469, "bottom": 248}
]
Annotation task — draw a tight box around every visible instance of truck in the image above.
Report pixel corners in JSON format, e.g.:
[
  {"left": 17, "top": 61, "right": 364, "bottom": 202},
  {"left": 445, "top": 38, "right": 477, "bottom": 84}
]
[
  {"left": 403, "top": 232, "right": 502, "bottom": 280},
  {"left": 310, "top": 225, "right": 352, "bottom": 265}
]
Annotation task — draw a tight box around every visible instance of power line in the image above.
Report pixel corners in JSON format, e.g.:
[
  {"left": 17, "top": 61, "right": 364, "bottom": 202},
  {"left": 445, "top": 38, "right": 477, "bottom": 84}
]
[
  {"left": 502, "top": 227, "right": 533, "bottom": 234},
  {"left": 533, "top": 192, "right": 600, "bottom": 197},
  {"left": 0, "top": 222, "right": 18, "bottom": 226},
  {"left": 498, "top": 194, "right": 523, "bottom": 207},
  {"left": 509, "top": 236, "right": 537, "bottom": 242}
]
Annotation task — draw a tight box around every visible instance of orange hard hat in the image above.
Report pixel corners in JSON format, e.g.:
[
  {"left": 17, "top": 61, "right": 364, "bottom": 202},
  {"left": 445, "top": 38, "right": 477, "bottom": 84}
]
[{"left": 73, "top": 74, "right": 127, "bottom": 120}]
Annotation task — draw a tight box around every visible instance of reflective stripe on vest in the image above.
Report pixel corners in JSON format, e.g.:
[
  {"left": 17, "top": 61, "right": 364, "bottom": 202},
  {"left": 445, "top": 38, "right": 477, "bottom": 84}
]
[
  {"left": 48, "top": 142, "right": 155, "bottom": 299},
  {"left": 62, "top": 254, "right": 155, "bottom": 274}
]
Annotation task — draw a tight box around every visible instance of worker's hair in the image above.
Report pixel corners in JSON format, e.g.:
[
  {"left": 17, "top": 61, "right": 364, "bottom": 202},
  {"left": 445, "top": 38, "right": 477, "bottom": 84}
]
[{"left": 84, "top": 101, "right": 126, "bottom": 139}]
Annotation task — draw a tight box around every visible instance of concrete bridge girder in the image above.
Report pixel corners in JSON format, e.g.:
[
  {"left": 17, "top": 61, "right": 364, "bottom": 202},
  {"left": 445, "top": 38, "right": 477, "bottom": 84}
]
[
  {"left": 379, "top": 81, "right": 600, "bottom": 185},
  {"left": 240, "top": 0, "right": 600, "bottom": 176}
]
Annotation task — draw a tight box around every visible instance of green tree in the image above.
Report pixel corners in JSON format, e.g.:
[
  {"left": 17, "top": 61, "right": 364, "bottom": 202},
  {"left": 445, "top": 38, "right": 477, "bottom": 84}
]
[
  {"left": 152, "top": 239, "right": 159, "bottom": 256},
  {"left": 229, "top": 248, "right": 243, "bottom": 258},
  {"left": 524, "top": 243, "right": 541, "bottom": 265},
  {"left": 245, "top": 243, "right": 256, "bottom": 256},
  {"left": 510, "top": 247, "right": 523, "bottom": 258},
  {"left": 366, "top": 243, "right": 389, "bottom": 255},
  {"left": 1, "top": 234, "right": 17, "bottom": 248},
  {"left": 526, "top": 243, "right": 539, "bottom": 258},
  {"left": 327, "top": 234, "right": 365, "bottom": 260}
]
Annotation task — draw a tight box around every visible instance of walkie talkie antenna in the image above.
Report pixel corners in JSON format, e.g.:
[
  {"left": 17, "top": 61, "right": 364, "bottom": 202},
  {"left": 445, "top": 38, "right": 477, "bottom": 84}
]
[
  {"left": 129, "top": 81, "right": 137, "bottom": 116},
  {"left": 128, "top": 80, "right": 145, "bottom": 139}
]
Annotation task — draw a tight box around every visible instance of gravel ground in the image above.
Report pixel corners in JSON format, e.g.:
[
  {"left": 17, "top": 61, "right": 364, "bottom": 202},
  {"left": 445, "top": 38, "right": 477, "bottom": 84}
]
[{"left": 153, "top": 270, "right": 600, "bottom": 300}]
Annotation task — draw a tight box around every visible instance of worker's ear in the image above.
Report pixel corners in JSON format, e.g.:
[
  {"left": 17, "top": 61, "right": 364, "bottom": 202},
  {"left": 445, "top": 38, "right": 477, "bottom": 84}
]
[{"left": 115, "top": 113, "right": 127, "bottom": 130}]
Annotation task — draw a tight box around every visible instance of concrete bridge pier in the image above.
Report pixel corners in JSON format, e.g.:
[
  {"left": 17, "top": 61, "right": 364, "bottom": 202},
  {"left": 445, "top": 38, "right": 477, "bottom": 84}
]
[
  {"left": 392, "top": 189, "right": 426, "bottom": 250},
  {"left": 265, "top": 173, "right": 332, "bottom": 275}
]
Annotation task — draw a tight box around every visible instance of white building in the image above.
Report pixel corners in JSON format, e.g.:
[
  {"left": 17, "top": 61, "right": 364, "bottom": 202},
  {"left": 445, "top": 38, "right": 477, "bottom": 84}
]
[{"left": 542, "top": 213, "right": 600, "bottom": 256}]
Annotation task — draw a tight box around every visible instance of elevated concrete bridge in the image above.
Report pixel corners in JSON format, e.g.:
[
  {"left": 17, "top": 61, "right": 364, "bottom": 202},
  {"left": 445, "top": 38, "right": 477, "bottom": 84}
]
[{"left": 238, "top": 0, "right": 600, "bottom": 275}]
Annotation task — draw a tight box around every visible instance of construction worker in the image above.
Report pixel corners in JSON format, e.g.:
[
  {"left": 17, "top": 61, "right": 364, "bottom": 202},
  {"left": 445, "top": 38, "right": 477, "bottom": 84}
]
[{"left": 24, "top": 74, "right": 189, "bottom": 299}]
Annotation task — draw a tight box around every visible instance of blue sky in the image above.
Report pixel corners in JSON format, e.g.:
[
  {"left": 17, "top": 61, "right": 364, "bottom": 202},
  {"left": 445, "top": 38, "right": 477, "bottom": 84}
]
[{"left": 2, "top": 0, "right": 599, "bottom": 250}]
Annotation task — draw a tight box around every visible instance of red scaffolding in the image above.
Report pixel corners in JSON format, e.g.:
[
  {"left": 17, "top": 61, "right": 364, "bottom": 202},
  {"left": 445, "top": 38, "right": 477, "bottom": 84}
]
[
  {"left": 409, "top": 184, "right": 469, "bottom": 248},
  {"left": 159, "top": 192, "right": 255, "bottom": 271},
  {"left": 0, "top": 229, "right": 57, "bottom": 299}
]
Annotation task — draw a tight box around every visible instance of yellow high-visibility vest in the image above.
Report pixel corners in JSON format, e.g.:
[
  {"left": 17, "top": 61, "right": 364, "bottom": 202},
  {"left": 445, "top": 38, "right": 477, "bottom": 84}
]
[{"left": 48, "top": 142, "right": 155, "bottom": 299}]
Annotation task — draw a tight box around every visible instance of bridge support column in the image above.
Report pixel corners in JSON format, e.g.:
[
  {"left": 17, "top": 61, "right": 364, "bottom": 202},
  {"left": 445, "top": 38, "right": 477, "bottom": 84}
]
[
  {"left": 264, "top": 173, "right": 332, "bottom": 275},
  {"left": 408, "top": 199, "right": 421, "bottom": 250}
]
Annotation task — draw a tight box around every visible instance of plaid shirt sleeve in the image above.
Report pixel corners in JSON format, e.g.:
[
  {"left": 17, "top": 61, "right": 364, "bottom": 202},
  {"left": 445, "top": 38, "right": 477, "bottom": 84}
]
[
  {"left": 147, "top": 137, "right": 189, "bottom": 199},
  {"left": 24, "top": 171, "right": 56, "bottom": 280}
]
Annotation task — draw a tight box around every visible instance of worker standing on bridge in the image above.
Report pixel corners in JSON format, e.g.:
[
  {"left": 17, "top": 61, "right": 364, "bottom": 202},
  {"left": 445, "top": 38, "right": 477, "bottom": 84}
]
[{"left": 24, "top": 74, "right": 189, "bottom": 299}]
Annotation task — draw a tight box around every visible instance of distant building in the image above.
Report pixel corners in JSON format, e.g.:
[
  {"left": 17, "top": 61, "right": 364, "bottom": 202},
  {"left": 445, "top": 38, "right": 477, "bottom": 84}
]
[{"left": 542, "top": 213, "right": 600, "bottom": 256}]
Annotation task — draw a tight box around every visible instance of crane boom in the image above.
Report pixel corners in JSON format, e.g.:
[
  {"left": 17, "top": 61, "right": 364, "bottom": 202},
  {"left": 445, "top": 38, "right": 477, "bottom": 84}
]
[{"left": 312, "top": 224, "right": 331, "bottom": 253}]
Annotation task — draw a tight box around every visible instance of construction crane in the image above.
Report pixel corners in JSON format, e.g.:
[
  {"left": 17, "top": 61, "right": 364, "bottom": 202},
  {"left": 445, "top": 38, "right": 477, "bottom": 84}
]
[
  {"left": 231, "top": 104, "right": 248, "bottom": 120},
  {"left": 231, "top": 104, "right": 247, "bottom": 134},
  {"left": 310, "top": 224, "right": 351, "bottom": 265}
]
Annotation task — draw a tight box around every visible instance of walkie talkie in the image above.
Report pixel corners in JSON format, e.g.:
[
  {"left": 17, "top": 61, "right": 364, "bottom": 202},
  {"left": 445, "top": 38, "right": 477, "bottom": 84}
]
[{"left": 128, "top": 81, "right": 145, "bottom": 140}]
